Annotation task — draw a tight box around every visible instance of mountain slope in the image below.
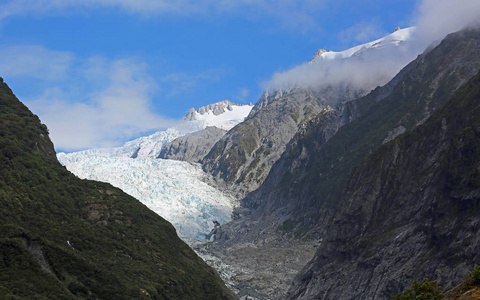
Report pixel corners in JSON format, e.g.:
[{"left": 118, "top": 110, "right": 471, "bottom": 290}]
[
  {"left": 288, "top": 70, "right": 480, "bottom": 300},
  {"left": 199, "top": 27, "right": 480, "bottom": 300},
  {"left": 241, "top": 27, "right": 480, "bottom": 237},
  {"left": 201, "top": 28, "right": 417, "bottom": 199},
  {"left": 0, "top": 79, "right": 235, "bottom": 299}
]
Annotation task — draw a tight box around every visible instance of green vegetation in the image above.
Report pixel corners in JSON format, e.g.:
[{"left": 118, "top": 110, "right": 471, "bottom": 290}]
[
  {"left": 462, "top": 265, "right": 480, "bottom": 288},
  {"left": 392, "top": 266, "right": 480, "bottom": 300},
  {"left": 472, "top": 266, "right": 480, "bottom": 285},
  {"left": 0, "top": 81, "right": 234, "bottom": 299},
  {"left": 391, "top": 279, "right": 443, "bottom": 300},
  {"left": 203, "top": 118, "right": 260, "bottom": 184}
]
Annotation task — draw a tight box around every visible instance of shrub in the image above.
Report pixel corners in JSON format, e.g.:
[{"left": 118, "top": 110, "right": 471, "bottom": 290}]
[
  {"left": 471, "top": 266, "right": 480, "bottom": 285},
  {"left": 391, "top": 278, "right": 443, "bottom": 300}
]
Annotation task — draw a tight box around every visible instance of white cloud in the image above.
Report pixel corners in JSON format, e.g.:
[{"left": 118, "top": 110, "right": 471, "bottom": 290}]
[
  {"left": 266, "top": 0, "right": 480, "bottom": 102},
  {"left": 267, "top": 40, "right": 417, "bottom": 101},
  {"left": 413, "top": 0, "right": 480, "bottom": 43},
  {"left": 0, "top": 46, "right": 175, "bottom": 151},
  {"left": 28, "top": 60, "right": 176, "bottom": 151},
  {"left": 0, "top": 45, "right": 74, "bottom": 80},
  {"left": 159, "top": 69, "right": 224, "bottom": 96},
  {"left": 338, "top": 20, "right": 384, "bottom": 45}
]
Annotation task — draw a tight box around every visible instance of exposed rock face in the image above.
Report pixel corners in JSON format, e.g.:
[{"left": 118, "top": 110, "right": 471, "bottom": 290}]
[
  {"left": 288, "top": 70, "right": 480, "bottom": 300},
  {"left": 241, "top": 27, "right": 480, "bottom": 238},
  {"left": 201, "top": 28, "right": 416, "bottom": 200},
  {"left": 158, "top": 126, "right": 227, "bottom": 163},
  {"left": 202, "top": 28, "right": 480, "bottom": 300},
  {"left": 202, "top": 85, "right": 368, "bottom": 199}
]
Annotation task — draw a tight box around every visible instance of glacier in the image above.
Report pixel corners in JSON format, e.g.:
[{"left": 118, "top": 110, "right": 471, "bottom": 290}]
[
  {"left": 58, "top": 101, "right": 252, "bottom": 240},
  {"left": 58, "top": 154, "right": 236, "bottom": 239}
]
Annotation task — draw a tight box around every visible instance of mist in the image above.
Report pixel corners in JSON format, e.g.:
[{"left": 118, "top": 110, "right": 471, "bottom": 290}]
[{"left": 266, "top": 0, "right": 480, "bottom": 102}]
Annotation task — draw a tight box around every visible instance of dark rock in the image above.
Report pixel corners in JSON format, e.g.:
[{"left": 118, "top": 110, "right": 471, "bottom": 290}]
[{"left": 287, "top": 67, "right": 480, "bottom": 300}]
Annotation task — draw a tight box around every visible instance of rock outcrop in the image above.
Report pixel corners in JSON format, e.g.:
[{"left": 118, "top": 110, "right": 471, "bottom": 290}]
[{"left": 183, "top": 100, "right": 240, "bottom": 121}]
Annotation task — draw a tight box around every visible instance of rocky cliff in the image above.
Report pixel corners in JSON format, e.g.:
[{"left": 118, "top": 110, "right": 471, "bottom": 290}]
[
  {"left": 242, "top": 27, "right": 480, "bottom": 238},
  {"left": 201, "top": 28, "right": 480, "bottom": 300},
  {"left": 183, "top": 100, "right": 238, "bottom": 120},
  {"left": 0, "top": 79, "right": 235, "bottom": 299},
  {"left": 202, "top": 86, "right": 364, "bottom": 198},
  {"left": 201, "top": 28, "right": 416, "bottom": 200},
  {"left": 288, "top": 69, "right": 480, "bottom": 300}
]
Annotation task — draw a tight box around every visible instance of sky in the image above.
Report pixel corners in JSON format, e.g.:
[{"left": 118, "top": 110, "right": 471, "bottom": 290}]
[{"left": 0, "top": 0, "right": 479, "bottom": 152}]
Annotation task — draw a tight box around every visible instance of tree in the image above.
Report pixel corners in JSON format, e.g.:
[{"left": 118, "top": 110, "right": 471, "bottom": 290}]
[{"left": 391, "top": 278, "right": 443, "bottom": 300}]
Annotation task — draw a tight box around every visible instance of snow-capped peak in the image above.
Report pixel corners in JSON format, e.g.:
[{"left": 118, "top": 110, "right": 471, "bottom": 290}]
[
  {"left": 310, "top": 27, "right": 415, "bottom": 64},
  {"left": 182, "top": 100, "right": 253, "bottom": 131},
  {"left": 57, "top": 99, "right": 255, "bottom": 240},
  {"left": 58, "top": 100, "right": 253, "bottom": 160}
]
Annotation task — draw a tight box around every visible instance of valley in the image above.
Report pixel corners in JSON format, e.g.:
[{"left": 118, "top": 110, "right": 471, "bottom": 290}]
[{"left": 2, "top": 21, "right": 480, "bottom": 300}]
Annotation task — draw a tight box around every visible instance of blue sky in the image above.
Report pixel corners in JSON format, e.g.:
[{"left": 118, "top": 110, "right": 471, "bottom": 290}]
[{"left": 0, "top": 0, "right": 478, "bottom": 151}]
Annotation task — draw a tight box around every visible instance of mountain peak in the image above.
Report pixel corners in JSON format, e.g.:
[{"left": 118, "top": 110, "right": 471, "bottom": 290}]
[
  {"left": 309, "top": 49, "right": 331, "bottom": 64},
  {"left": 182, "top": 100, "right": 254, "bottom": 131},
  {"left": 309, "top": 27, "right": 415, "bottom": 64},
  {"left": 183, "top": 100, "right": 243, "bottom": 120}
]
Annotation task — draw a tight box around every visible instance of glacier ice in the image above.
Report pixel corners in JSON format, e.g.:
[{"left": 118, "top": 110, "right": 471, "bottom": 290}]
[
  {"left": 59, "top": 154, "right": 237, "bottom": 239},
  {"left": 58, "top": 101, "right": 252, "bottom": 240}
]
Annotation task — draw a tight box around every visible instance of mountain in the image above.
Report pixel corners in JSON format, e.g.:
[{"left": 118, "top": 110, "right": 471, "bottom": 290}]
[
  {"left": 63, "top": 100, "right": 252, "bottom": 160},
  {"left": 287, "top": 69, "right": 480, "bottom": 300},
  {"left": 242, "top": 27, "right": 480, "bottom": 238},
  {"left": 58, "top": 100, "right": 251, "bottom": 240},
  {"left": 201, "top": 27, "right": 417, "bottom": 199},
  {"left": 308, "top": 26, "right": 412, "bottom": 64},
  {"left": 200, "top": 27, "right": 480, "bottom": 299},
  {"left": 0, "top": 78, "right": 235, "bottom": 299}
]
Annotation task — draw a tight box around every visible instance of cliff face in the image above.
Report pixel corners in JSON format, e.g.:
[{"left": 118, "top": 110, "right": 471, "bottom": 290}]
[
  {"left": 288, "top": 70, "right": 480, "bottom": 300},
  {"left": 201, "top": 28, "right": 415, "bottom": 200},
  {"left": 202, "top": 82, "right": 368, "bottom": 199},
  {"left": 240, "top": 28, "right": 480, "bottom": 238},
  {"left": 199, "top": 28, "right": 480, "bottom": 300},
  {"left": 0, "top": 80, "right": 235, "bottom": 299}
]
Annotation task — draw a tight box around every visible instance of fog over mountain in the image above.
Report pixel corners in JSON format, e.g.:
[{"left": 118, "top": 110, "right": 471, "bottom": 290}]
[{"left": 267, "top": 0, "right": 480, "bottom": 105}]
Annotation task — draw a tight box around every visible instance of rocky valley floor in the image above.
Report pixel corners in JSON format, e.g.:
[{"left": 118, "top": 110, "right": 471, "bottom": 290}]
[{"left": 191, "top": 237, "right": 318, "bottom": 300}]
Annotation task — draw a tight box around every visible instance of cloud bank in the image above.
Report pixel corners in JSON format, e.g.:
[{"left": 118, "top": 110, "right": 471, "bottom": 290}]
[
  {"left": 0, "top": 46, "right": 175, "bottom": 151},
  {"left": 30, "top": 58, "right": 176, "bottom": 152},
  {"left": 267, "top": 0, "right": 480, "bottom": 97}
]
